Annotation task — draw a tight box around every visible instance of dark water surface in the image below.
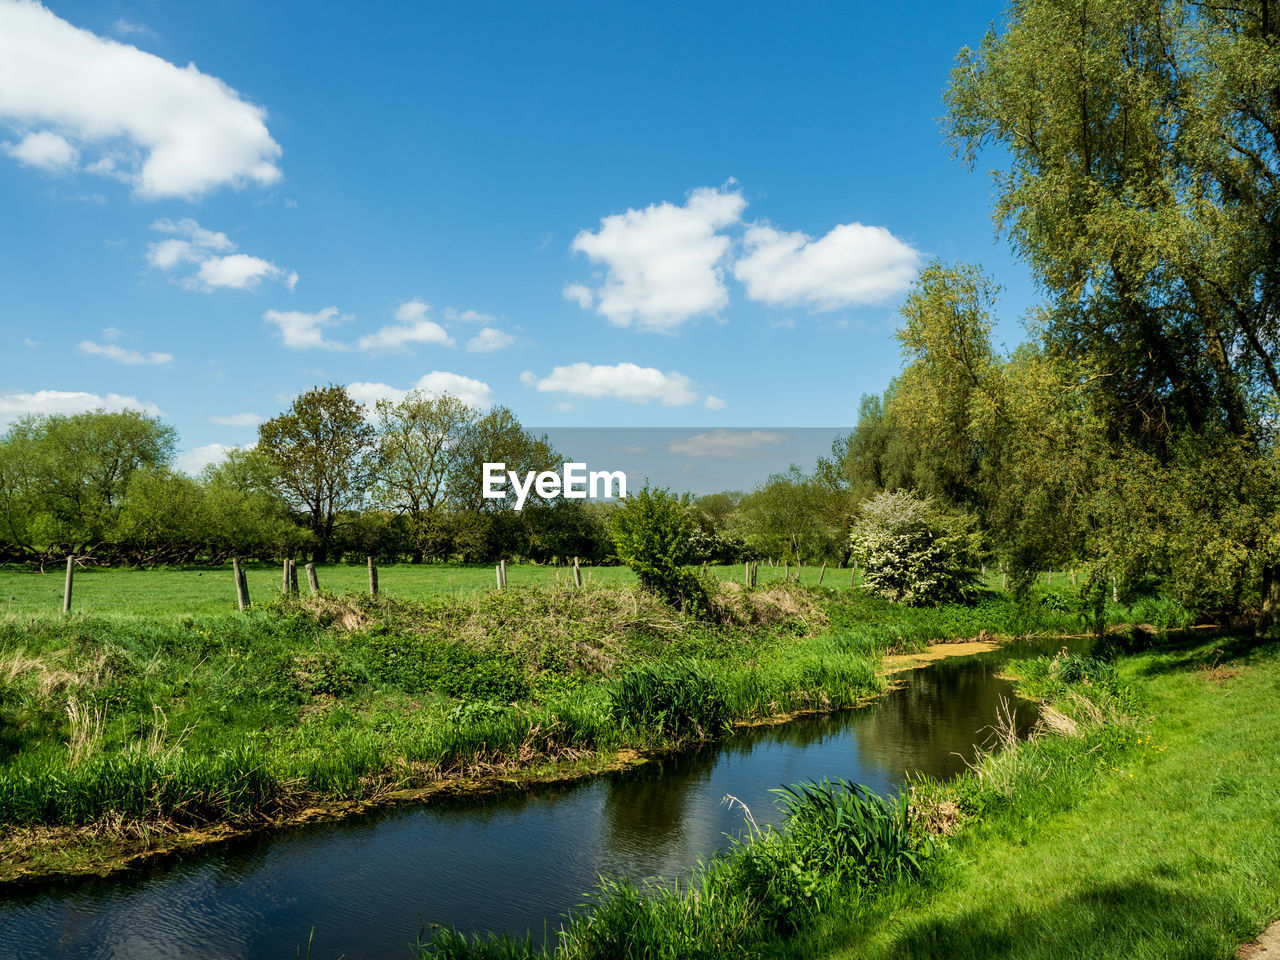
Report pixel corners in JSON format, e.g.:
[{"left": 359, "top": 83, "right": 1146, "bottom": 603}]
[{"left": 0, "top": 646, "right": 1050, "bottom": 960}]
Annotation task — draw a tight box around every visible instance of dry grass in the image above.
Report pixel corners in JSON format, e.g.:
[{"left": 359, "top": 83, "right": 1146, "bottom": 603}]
[{"left": 65, "top": 697, "right": 105, "bottom": 766}]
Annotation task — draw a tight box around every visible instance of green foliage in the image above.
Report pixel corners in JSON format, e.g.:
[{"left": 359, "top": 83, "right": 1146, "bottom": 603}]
[
  {"left": 257, "top": 384, "right": 376, "bottom": 563},
  {"left": 0, "top": 409, "right": 177, "bottom": 560},
  {"left": 609, "top": 485, "right": 708, "bottom": 613},
  {"left": 360, "top": 632, "right": 530, "bottom": 702},
  {"left": 850, "top": 490, "right": 982, "bottom": 606},
  {"left": 724, "top": 780, "right": 924, "bottom": 931},
  {"left": 607, "top": 660, "right": 731, "bottom": 740}
]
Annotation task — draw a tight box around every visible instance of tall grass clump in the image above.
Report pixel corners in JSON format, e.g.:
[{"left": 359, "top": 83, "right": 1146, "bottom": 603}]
[{"left": 607, "top": 660, "right": 730, "bottom": 740}]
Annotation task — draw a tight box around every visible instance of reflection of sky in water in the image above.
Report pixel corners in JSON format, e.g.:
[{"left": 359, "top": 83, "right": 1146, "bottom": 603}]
[{"left": 1, "top": 653, "right": 1039, "bottom": 960}]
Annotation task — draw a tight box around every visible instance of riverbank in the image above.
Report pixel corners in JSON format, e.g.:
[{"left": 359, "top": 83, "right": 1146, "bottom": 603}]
[
  {"left": 0, "top": 579, "right": 1077, "bottom": 884},
  {"left": 779, "top": 630, "right": 1280, "bottom": 960},
  {"left": 416, "top": 630, "right": 1279, "bottom": 959}
]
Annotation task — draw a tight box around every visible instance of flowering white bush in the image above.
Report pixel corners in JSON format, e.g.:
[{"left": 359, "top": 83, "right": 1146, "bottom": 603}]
[{"left": 850, "top": 490, "right": 982, "bottom": 605}]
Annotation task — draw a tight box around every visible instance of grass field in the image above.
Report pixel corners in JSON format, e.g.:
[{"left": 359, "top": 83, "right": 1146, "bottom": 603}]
[{"left": 0, "top": 561, "right": 860, "bottom": 619}]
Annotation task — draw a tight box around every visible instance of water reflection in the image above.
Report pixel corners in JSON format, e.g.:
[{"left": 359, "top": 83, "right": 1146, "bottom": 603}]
[{"left": 0, "top": 648, "right": 1042, "bottom": 960}]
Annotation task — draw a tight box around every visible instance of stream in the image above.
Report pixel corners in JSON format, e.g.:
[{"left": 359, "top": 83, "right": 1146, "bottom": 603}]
[{"left": 0, "top": 641, "right": 1065, "bottom": 960}]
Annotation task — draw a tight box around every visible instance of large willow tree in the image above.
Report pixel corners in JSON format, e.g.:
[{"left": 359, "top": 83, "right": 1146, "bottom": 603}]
[{"left": 946, "top": 0, "right": 1280, "bottom": 629}]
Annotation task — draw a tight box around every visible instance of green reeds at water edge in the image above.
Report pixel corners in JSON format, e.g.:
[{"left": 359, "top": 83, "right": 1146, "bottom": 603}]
[{"left": 423, "top": 778, "right": 927, "bottom": 960}]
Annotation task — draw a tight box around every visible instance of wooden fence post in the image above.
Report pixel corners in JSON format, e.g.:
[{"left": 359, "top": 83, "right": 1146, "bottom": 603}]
[
  {"left": 500, "top": 558, "right": 508, "bottom": 588},
  {"left": 573, "top": 556, "right": 582, "bottom": 588},
  {"left": 63, "top": 555, "right": 74, "bottom": 614},
  {"left": 368, "top": 556, "right": 378, "bottom": 597},
  {"left": 818, "top": 561, "right": 826, "bottom": 585},
  {"left": 496, "top": 564, "right": 503, "bottom": 589},
  {"left": 850, "top": 565, "right": 856, "bottom": 589},
  {"left": 744, "top": 561, "right": 751, "bottom": 587},
  {"left": 751, "top": 561, "right": 758, "bottom": 588},
  {"left": 305, "top": 563, "right": 320, "bottom": 594},
  {"left": 1112, "top": 574, "right": 1119, "bottom": 603},
  {"left": 289, "top": 559, "right": 300, "bottom": 594},
  {"left": 783, "top": 562, "right": 789, "bottom": 582},
  {"left": 233, "top": 558, "right": 249, "bottom": 611}
]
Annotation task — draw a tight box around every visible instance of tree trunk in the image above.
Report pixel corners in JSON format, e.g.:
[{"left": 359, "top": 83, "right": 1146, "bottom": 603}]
[{"left": 1256, "top": 563, "right": 1280, "bottom": 638}]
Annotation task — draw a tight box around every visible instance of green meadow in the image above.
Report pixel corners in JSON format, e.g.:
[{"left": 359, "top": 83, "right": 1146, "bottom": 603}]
[{"left": 0, "top": 561, "right": 854, "bottom": 620}]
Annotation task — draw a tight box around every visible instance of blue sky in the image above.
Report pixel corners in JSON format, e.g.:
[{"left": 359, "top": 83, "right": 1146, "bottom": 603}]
[{"left": 0, "top": 0, "right": 1036, "bottom": 473}]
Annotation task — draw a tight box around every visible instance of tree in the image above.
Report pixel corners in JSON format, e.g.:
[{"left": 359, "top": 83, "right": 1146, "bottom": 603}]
[
  {"left": 199, "top": 447, "right": 307, "bottom": 560},
  {"left": 0, "top": 409, "right": 176, "bottom": 558},
  {"left": 371, "top": 390, "right": 479, "bottom": 562},
  {"left": 257, "top": 385, "right": 374, "bottom": 562},
  {"left": 610, "top": 485, "right": 706, "bottom": 612},
  {"left": 946, "top": 0, "right": 1280, "bottom": 630},
  {"left": 733, "top": 466, "right": 845, "bottom": 563}
]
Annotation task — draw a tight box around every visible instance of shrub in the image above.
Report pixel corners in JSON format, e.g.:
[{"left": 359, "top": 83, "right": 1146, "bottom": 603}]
[
  {"left": 850, "top": 490, "right": 982, "bottom": 606},
  {"left": 609, "top": 485, "right": 709, "bottom": 613}
]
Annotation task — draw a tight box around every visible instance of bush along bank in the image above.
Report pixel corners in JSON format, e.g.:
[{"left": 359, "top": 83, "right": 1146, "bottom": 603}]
[
  {"left": 418, "top": 647, "right": 1147, "bottom": 960},
  {"left": 0, "top": 579, "right": 1081, "bottom": 880}
]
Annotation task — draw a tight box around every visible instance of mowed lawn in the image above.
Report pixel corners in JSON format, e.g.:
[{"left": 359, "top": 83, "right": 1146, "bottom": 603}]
[{"left": 0, "top": 560, "right": 861, "bottom": 619}]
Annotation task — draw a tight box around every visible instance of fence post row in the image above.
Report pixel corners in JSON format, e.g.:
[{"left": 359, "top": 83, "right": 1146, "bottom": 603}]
[{"left": 62, "top": 555, "right": 74, "bottom": 614}]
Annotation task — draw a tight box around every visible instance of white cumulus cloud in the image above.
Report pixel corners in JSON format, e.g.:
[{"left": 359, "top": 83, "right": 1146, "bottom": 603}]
[
  {"left": 147, "top": 218, "right": 295, "bottom": 291},
  {"left": 668, "top": 430, "right": 788, "bottom": 459},
  {"left": 732, "top": 222, "right": 920, "bottom": 310},
  {"left": 356, "top": 300, "right": 453, "bottom": 353},
  {"left": 209, "top": 412, "right": 263, "bottom": 427},
  {"left": 175, "top": 442, "right": 238, "bottom": 475},
  {"left": 4, "top": 129, "right": 78, "bottom": 170},
  {"left": 466, "top": 327, "right": 515, "bottom": 353},
  {"left": 348, "top": 371, "right": 493, "bottom": 413},
  {"left": 78, "top": 340, "right": 172, "bottom": 365},
  {"left": 0, "top": 0, "right": 282, "bottom": 199},
  {"left": 703, "top": 395, "right": 726, "bottom": 410},
  {"left": 263, "top": 306, "right": 349, "bottom": 351},
  {"left": 568, "top": 186, "right": 746, "bottom": 333},
  {"left": 0, "top": 389, "right": 162, "bottom": 425},
  {"left": 525, "top": 362, "right": 699, "bottom": 406}
]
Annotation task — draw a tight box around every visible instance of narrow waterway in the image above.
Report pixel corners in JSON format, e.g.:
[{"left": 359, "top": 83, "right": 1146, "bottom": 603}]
[{"left": 0, "top": 645, "right": 1055, "bottom": 960}]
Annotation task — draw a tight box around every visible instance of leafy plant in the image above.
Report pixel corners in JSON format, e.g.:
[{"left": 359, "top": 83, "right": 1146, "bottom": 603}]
[
  {"left": 850, "top": 490, "right": 982, "bottom": 606},
  {"left": 609, "top": 485, "right": 709, "bottom": 613}
]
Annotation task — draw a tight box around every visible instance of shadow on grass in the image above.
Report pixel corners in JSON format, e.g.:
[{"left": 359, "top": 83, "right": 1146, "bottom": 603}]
[
  {"left": 824, "top": 879, "right": 1245, "bottom": 960},
  {"left": 1130, "top": 628, "right": 1278, "bottom": 679}
]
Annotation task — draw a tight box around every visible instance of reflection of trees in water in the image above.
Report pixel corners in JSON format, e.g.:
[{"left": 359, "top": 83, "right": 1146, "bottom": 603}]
[
  {"left": 595, "top": 716, "right": 851, "bottom": 879},
  {"left": 854, "top": 661, "right": 1039, "bottom": 780}
]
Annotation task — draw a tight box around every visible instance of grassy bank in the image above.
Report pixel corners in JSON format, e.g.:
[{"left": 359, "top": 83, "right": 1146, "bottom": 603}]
[
  {"left": 423, "top": 632, "right": 1279, "bottom": 959},
  {"left": 781, "top": 632, "right": 1280, "bottom": 960},
  {"left": 0, "top": 577, "right": 1077, "bottom": 881}
]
